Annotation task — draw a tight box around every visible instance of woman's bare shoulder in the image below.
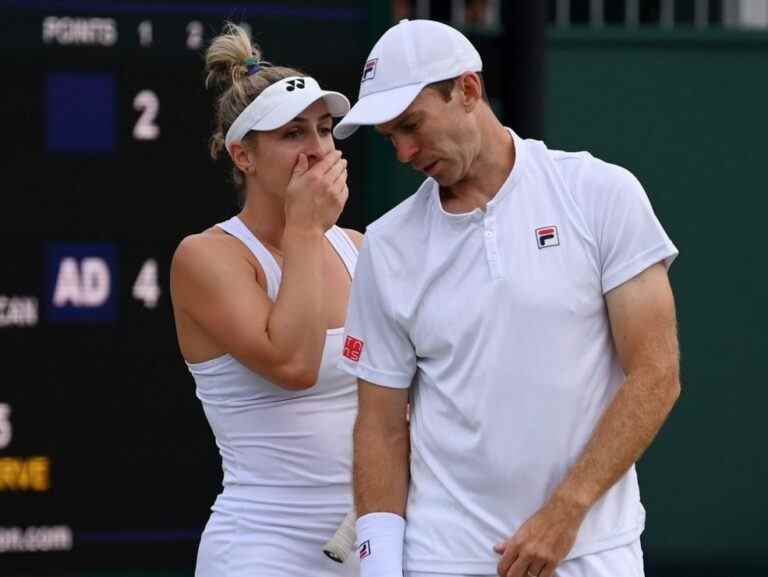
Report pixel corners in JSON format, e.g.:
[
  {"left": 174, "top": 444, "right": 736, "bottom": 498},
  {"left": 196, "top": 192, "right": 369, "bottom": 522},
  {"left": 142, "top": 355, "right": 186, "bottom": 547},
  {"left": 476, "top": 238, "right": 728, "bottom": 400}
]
[
  {"left": 174, "top": 226, "right": 241, "bottom": 261},
  {"left": 171, "top": 226, "right": 253, "bottom": 285}
]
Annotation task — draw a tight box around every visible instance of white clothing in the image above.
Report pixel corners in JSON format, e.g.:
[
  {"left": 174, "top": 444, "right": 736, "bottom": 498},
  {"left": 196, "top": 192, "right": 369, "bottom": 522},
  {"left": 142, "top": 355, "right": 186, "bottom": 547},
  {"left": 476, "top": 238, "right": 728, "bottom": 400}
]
[
  {"left": 339, "top": 130, "right": 677, "bottom": 575},
  {"left": 406, "top": 537, "right": 644, "bottom": 577},
  {"left": 190, "top": 217, "right": 359, "bottom": 577}
]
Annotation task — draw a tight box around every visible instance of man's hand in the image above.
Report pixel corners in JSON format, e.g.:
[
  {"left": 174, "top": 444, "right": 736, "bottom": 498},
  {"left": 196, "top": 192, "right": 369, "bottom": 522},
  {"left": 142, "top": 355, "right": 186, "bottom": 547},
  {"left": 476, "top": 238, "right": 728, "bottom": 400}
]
[{"left": 493, "top": 493, "right": 587, "bottom": 577}]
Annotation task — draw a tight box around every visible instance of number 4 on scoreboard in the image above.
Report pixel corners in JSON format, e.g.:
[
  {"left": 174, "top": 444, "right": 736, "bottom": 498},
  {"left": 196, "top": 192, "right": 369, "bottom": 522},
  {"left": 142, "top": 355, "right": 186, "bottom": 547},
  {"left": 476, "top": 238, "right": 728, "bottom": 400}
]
[
  {"left": 0, "top": 404, "right": 11, "bottom": 450},
  {"left": 133, "top": 259, "right": 161, "bottom": 309}
]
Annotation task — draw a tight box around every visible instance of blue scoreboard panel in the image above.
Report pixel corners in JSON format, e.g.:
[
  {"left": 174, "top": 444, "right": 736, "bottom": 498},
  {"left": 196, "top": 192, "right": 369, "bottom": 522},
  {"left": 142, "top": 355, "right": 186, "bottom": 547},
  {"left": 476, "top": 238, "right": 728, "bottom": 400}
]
[{"left": 0, "top": 1, "right": 366, "bottom": 573}]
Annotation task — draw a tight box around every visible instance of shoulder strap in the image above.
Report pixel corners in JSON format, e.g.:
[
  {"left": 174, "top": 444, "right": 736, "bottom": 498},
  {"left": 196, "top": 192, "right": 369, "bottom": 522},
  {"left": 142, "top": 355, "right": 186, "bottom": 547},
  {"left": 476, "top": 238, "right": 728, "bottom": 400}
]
[
  {"left": 216, "top": 216, "right": 282, "bottom": 301},
  {"left": 325, "top": 226, "right": 359, "bottom": 278}
]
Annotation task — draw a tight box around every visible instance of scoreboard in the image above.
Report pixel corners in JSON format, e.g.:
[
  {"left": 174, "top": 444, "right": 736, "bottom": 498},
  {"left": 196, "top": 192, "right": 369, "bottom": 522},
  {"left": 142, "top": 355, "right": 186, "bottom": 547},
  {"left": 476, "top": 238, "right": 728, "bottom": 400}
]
[{"left": 0, "top": 1, "right": 367, "bottom": 574}]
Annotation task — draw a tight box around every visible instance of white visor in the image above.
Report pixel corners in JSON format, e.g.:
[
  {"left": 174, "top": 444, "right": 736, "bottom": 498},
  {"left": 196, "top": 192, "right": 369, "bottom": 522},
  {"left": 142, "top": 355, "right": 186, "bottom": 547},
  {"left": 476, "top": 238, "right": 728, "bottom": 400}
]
[{"left": 225, "top": 76, "right": 350, "bottom": 153}]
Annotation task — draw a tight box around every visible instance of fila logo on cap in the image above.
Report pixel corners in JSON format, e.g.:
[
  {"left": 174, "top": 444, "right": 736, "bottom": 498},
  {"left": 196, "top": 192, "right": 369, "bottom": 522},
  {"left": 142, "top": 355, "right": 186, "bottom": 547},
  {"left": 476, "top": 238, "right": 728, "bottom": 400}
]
[
  {"left": 535, "top": 226, "right": 560, "bottom": 249},
  {"left": 285, "top": 78, "right": 305, "bottom": 91},
  {"left": 343, "top": 335, "right": 364, "bottom": 362},
  {"left": 359, "top": 540, "right": 371, "bottom": 560},
  {"left": 361, "top": 59, "right": 377, "bottom": 82}
]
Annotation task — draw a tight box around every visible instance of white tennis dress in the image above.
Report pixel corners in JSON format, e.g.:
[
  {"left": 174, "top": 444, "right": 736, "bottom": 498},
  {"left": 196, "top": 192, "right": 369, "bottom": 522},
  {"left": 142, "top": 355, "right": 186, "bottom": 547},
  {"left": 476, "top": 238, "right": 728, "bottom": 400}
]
[{"left": 188, "top": 216, "right": 359, "bottom": 577}]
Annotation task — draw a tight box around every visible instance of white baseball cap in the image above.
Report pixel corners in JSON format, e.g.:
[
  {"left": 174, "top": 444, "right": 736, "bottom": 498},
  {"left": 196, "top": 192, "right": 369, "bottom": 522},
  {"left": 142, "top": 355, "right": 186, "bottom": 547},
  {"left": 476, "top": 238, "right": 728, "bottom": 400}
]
[
  {"left": 333, "top": 19, "right": 482, "bottom": 140},
  {"left": 225, "top": 75, "right": 350, "bottom": 153}
]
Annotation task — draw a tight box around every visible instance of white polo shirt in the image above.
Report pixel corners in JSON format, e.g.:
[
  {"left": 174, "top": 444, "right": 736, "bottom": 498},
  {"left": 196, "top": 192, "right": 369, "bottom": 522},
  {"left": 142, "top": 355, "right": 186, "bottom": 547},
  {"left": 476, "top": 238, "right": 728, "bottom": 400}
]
[{"left": 340, "top": 130, "right": 678, "bottom": 575}]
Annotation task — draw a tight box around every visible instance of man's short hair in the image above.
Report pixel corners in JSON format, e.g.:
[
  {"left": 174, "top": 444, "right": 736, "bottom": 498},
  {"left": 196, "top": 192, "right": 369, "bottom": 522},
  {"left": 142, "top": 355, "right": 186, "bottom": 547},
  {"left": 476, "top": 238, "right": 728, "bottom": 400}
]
[{"left": 426, "top": 72, "right": 487, "bottom": 103}]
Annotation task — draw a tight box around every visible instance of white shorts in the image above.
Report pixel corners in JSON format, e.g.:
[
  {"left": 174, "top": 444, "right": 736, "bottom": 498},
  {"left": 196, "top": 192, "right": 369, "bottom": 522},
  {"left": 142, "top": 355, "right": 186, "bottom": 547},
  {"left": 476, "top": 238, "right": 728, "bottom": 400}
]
[{"left": 406, "top": 538, "right": 644, "bottom": 577}]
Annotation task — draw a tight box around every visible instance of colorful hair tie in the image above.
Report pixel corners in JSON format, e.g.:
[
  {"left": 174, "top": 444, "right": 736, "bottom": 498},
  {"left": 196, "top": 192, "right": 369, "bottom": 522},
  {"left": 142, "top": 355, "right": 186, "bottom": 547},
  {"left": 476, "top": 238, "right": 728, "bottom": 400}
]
[{"left": 244, "top": 57, "right": 260, "bottom": 76}]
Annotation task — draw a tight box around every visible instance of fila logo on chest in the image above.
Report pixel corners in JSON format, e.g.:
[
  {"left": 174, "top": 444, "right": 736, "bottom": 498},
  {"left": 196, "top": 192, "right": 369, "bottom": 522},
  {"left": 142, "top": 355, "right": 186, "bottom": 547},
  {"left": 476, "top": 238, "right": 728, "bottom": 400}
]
[{"left": 535, "top": 226, "right": 560, "bottom": 249}]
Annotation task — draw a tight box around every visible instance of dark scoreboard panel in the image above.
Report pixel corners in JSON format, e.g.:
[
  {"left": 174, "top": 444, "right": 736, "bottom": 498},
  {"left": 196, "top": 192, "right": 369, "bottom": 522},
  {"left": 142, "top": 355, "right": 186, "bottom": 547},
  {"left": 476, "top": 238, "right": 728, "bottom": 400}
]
[{"left": 0, "top": 1, "right": 367, "bottom": 573}]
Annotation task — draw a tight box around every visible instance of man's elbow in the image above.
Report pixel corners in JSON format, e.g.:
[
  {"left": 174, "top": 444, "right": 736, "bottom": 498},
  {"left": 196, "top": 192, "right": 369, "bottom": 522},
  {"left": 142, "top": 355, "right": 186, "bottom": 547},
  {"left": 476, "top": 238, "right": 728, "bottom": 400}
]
[
  {"left": 629, "top": 360, "right": 681, "bottom": 411},
  {"left": 656, "top": 362, "right": 681, "bottom": 410},
  {"left": 666, "top": 375, "right": 682, "bottom": 406},
  {"left": 354, "top": 412, "right": 409, "bottom": 444}
]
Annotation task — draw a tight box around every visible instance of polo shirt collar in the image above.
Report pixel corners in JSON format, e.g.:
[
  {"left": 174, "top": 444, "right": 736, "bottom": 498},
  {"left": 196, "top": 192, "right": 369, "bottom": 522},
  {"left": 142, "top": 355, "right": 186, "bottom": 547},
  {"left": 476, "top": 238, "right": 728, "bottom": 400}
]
[{"left": 429, "top": 128, "right": 525, "bottom": 224}]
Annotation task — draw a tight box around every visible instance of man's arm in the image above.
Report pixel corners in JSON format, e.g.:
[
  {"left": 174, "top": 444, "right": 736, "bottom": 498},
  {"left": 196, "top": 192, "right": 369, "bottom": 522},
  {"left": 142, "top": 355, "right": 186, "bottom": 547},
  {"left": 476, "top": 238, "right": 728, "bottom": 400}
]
[
  {"left": 496, "top": 262, "right": 681, "bottom": 577},
  {"left": 354, "top": 379, "right": 410, "bottom": 516}
]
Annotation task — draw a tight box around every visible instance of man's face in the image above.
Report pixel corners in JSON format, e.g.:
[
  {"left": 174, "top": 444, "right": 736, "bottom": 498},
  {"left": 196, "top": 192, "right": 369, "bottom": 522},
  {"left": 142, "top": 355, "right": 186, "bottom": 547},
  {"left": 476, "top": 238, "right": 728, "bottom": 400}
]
[{"left": 375, "top": 80, "right": 479, "bottom": 187}]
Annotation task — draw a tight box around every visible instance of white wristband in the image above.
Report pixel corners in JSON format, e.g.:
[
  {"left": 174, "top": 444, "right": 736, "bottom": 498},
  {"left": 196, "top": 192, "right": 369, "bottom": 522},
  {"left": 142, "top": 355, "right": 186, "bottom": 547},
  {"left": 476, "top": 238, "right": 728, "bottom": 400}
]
[{"left": 356, "top": 512, "right": 406, "bottom": 577}]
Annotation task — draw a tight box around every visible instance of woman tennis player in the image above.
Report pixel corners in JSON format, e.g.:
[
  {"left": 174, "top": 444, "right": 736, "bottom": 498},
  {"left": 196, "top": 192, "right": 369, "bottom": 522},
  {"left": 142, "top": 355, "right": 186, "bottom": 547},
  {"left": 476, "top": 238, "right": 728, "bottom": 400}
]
[{"left": 170, "top": 23, "right": 361, "bottom": 577}]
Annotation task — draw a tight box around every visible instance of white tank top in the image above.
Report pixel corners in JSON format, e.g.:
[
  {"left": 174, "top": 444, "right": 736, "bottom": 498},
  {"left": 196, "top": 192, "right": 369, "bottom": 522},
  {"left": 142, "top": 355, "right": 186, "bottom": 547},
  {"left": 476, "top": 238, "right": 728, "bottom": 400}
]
[{"left": 187, "top": 216, "right": 359, "bottom": 490}]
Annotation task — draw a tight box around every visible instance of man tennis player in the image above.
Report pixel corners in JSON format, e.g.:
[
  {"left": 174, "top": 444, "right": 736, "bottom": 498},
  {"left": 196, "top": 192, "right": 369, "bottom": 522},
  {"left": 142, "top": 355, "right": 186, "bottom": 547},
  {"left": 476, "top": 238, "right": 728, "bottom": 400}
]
[{"left": 334, "top": 19, "right": 681, "bottom": 577}]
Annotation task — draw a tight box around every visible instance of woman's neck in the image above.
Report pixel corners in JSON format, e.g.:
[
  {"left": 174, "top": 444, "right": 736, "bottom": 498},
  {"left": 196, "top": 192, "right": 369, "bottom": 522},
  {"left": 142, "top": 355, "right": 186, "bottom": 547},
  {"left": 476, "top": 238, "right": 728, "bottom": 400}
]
[{"left": 237, "top": 185, "right": 287, "bottom": 253}]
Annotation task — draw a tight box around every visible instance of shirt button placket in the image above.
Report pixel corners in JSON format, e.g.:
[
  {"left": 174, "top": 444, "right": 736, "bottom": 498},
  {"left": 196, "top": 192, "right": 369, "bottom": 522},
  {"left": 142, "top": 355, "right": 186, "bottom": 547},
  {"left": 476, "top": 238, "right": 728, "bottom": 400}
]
[{"left": 483, "top": 213, "right": 502, "bottom": 279}]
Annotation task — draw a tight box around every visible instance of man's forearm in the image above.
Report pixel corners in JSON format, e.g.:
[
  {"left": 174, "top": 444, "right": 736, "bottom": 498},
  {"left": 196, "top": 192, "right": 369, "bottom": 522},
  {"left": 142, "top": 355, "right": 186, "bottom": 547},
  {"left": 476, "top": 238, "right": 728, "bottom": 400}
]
[
  {"left": 353, "top": 415, "right": 410, "bottom": 517},
  {"left": 553, "top": 366, "right": 680, "bottom": 512}
]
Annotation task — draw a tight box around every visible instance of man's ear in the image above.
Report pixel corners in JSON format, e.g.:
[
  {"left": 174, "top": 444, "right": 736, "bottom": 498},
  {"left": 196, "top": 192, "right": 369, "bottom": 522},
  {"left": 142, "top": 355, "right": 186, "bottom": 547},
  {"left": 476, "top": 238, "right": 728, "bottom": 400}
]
[{"left": 458, "top": 72, "right": 482, "bottom": 111}]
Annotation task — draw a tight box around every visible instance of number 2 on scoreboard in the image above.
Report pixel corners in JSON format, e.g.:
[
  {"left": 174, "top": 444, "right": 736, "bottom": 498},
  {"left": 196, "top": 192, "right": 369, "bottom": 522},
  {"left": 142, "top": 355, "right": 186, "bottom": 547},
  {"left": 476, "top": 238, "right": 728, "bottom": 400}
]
[{"left": 133, "top": 90, "right": 160, "bottom": 141}]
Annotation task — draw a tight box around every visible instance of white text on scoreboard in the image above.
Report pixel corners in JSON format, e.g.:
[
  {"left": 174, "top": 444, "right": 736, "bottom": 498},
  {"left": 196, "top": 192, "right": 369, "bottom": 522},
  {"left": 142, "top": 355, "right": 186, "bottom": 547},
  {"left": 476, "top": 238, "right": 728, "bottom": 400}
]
[
  {"left": 0, "top": 296, "right": 38, "bottom": 328},
  {"left": 42, "top": 17, "right": 117, "bottom": 46}
]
